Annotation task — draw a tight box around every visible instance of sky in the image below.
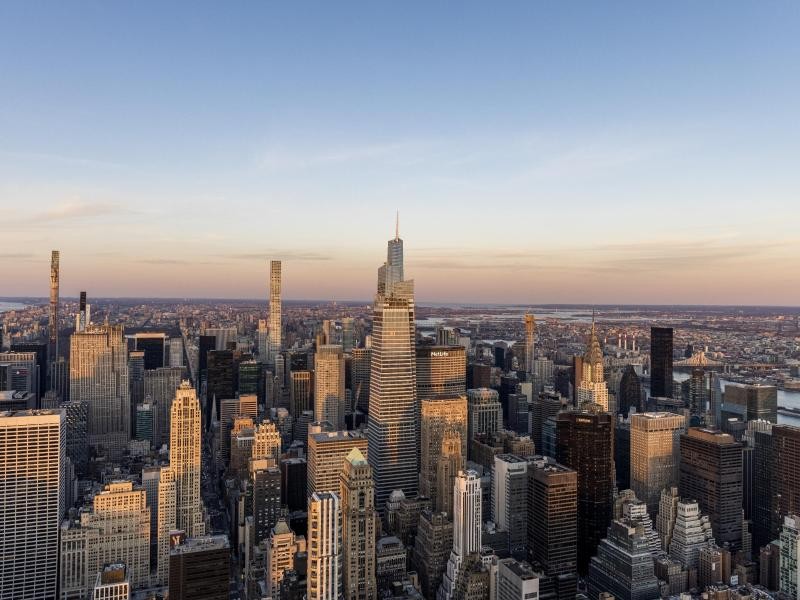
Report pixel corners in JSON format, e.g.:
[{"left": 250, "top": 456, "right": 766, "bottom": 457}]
[{"left": 1, "top": 2, "right": 799, "bottom": 305}]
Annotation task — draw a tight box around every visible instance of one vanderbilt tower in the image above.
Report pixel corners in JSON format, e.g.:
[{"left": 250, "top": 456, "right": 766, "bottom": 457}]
[{"left": 368, "top": 214, "right": 418, "bottom": 511}]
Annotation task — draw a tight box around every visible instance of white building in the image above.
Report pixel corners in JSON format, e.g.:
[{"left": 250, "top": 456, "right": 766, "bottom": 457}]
[
  {"left": 439, "top": 469, "right": 482, "bottom": 600},
  {"left": 308, "top": 492, "right": 342, "bottom": 600}
]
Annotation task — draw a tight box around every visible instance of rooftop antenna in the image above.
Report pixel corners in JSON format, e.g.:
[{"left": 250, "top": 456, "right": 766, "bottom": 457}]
[{"left": 395, "top": 210, "right": 399, "bottom": 241}]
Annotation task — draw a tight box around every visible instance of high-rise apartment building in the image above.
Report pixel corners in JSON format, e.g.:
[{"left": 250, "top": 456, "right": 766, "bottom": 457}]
[
  {"left": 439, "top": 470, "right": 482, "bottom": 600},
  {"left": 420, "top": 395, "right": 468, "bottom": 505},
  {"left": 679, "top": 428, "right": 743, "bottom": 550},
  {"left": 267, "top": 518, "right": 306, "bottom": 598},
  {"left": 492, "top": 454, "right": 529, "bottom": 555},
  {"left": 170, "top": 381, "right": 205, "bottom": 537},
  {"left": 155, "top": 466, "right": 176, "bottom": 586},
  {"left": 70, "top": 324, "right": 130, "bottom": 458},
  {"left": 650, "top": 327, "right": 673, "bottom": 399},
  {"left": 577, "top": 320, "right": 609, "bottom": 410},
  {"left": 368, "top": 228, "right": 417, "bottom": 509},
  {"left": 251, "top": 458, "right": 282, "bottom": 545},
  {"left": 308, "top": 491, "right": 343, "bottom": 600},
  {"left": 308, "top": 430, "right": 368, "bottom": 497},
  {"left": 268, "top": 260, "right": 282, "bottom": 365},
  {"left": 555, "top": 409, "right": 615, "bottom": 574},
  {"left": 49, "top": 250, "right": 60, "bottom": 363},
  {"left": 524, "top": 314, "right": 536, "bottom": 375},
  {"left": 630, "top": 412, "right": 686, "bottom": 516},
  {"left": 340, "top": 448, "right": 378, "bottom": 599},
  {"left": 0, "top": 409, "right": 63, "bottom": 600},
  {"left": 315, "top": 344, "right": 346, "bottom": 429},
  {"left": 527, "top": 457, "right": 578, "bottom": 600}
]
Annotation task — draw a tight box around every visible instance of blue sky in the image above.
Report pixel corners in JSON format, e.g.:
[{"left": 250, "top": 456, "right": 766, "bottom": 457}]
[{"left": 1, "top": 2, "right": 799, "bottom": 303}]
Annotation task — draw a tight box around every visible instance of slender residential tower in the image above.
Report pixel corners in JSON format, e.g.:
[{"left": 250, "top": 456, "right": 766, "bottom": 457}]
[
  {"left": 49, "top": 250, "right": 59, "bottom": 362},
  {"left": 438, "top": 469, "right": 482, "bottom": 600},
  {"left": 268, "top": 260, "right": 282, "bottom": 365},
  {"left": 368, "top": 220, "right": 418, "bottom": 509},
  {"left": 524, "top": 314, "right": 536, "bottom": 374}
]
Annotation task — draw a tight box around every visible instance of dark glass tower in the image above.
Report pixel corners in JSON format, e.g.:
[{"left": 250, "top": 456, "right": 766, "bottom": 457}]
[
  {"left": 650, "top": 327, "right": 673, "bottom": 398},
  {"left": 618, "top": 365, "right": 642, "bottom": 417},
  {"left": 555, "top": 410, "right": 615, "bottom": 574}
]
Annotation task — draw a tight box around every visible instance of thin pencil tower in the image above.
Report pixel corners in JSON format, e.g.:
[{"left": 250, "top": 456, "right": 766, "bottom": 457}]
[
  {"left": 49, "top": 250, "right": 59, "bottom": 361},
  {"left": 268, "top": 260, "right": 282, "bottom": 365}
]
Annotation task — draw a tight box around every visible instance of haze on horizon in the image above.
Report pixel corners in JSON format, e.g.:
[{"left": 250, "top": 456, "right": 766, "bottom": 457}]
[{"left": 1, "top": 2, "right": 799, "bottom": 305}]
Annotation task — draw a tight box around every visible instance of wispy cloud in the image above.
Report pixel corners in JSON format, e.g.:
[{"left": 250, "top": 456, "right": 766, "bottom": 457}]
[
  {"left": 1, "top": 150, "right": 128, "bottom": 170},
  {"left": 34, "top": 201, "right": 132, "bottom": 222},
  {"left": 257, "top": 140, "right": 435, "bottom": 172}
]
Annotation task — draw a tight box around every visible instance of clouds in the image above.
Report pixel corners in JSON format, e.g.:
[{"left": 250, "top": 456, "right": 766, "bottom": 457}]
[{"left": 219, "top": 251, "right": 332, "bottom": 262}]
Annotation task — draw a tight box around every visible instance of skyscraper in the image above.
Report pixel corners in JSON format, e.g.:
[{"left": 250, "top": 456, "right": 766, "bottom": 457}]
[
  {"left": 49, "top": 250, "right": 59, "bottom": 363},
  {"left": 722, "top": 382, "right": 778, "bottom": 424},
  {"left": 492, "top": 454, "right": 529, "bottom": 555},
  {"left": 679, "top": 428, "right": 743, "bottom": 550},
  {"left": 269, "top": 260, "right": 282, "bottom": 365},
  {"left": 630, "top": 412, "right": 686, "bottom": 516},
  {"left": 368, "top": 226, "right": 417, "bottom": 509},
  {"left": 420, "top": 394, "right": 468, "bottom": 505},
  {"left": 439, "top": 469, "right": 482, "bottom": 600},
  {"left": 70, "top": 324, "right": 130, "bottom": 458},
  {"left": 466, "top": 388, "right": 502, "bottom": 457},
  {"left": 267, "top": 518, "right": 306, "bottom": 599},
  {"left": 340, "top": 448, "right": 378, "bottom": 600},
  {"left": 315, "top": 344, "right": 346, "bottom": 429},
  {"left": 308, "top": 491, "right": 343, "bottom": 600},
  {"left": 413, "top": 510, "right": 454, "bottom": 599},
  {"left": 577, "top": 319, "right": 609, "bottom": 411},
  {"left": 350, "top": 347, "right": 371, "bottom": 414},
  {"left": 650, "top": 327, "right": 673, "bottom": 399},
  {"left": 555, "top": 409, "right": 615, "bottom": 574},
  {"left": 524, "top": 314, "right": 536, "bottom": 375},
  {"left": 779, "top": 515, "right": 800, "bottom": 598},
  {"left": 169, "top": 535, "right": 230, "bottom": 600},
  {"left": 436, "top": 431, "right": 465, "bottom": 515},
  {"left": 144, "top": 365, "right": 183, "bottom": 448},
  {"left": 308, "top": 430, "right": 368, "bottom": 497},
  {"left": 416, "top": 345, "right": 467, "bottom": 400},
  {"left": 526, "top": 457, "right": 578, "bottom": 599},
  {"left": 775, "top": 425, "right": 800, "bottom": 525},
  {"left": 618, "top": 365, "right": 642, "bottom": 416},
  {"left": 290, "top": 370, "right": 312, "bottom": 418},
  {"left": 170, "top": 381, "right": 205, "bottom": 537},
  {"left": 0, "top": 409, "right": 63, "bottom": 600}
]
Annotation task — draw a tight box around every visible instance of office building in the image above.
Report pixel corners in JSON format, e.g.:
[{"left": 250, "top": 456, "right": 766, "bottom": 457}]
[
  {"left": 267, "top": 518, "right": 306, "bottom": 599},
  {"left": 143, "top": 366, "right": 182, "bottom": 448},
  {"left": 269, "top": 260, "right": 282, "bottom": 365},
  {"left": 616, "top": 418, "right": 631, "bottom": 491},
  {"left": 308, "top": 491, "right": 343, "bottom": 600},
  {"left": 577, "top": 320, "right": 609, "bottom": 411},
  {"left": 308, "top": 429, "right": 368, "bottom": 496},
  {"left": 416, "top": 345, "right": 467, "bottom": 400},
  {"left": 91, "top": 564, "right": 130, "bottom": 600},
  {"left": 170, "top": 381, "right": 205, "bottom": 537},
  {"left": 169, "top": 535, "right": 230, "bottom": 600},
  {"left": 153, "top": 466, "right": 176, "bottom": 586},
  {"left": 630, "top": 412, "right": 686, "bottom": 515},
  {"left": 10, "top": 342, "right": 47, "bottom": 401},
  {"left": 368, "top": 227, "right": 418, "bottom": 509},
  {"left": 555, "top": 410, "right": 615, "bottom": 574},
  {"left": 586, "top": 519, "right": 660, "bottom": 600},
  {"left": 70, "top": 325, "right": 130, "bottom": 458},
  {"left": 0, "top": 409, "right": 63, "bottom": 600},
  {"left": 668, "top": 499, "right": 715, "bottom": 570},
  {"left": 618, "top": 365, "right": 642, "bottom": 416},
  {"left": 340, "top": 448, "right": 378, "bottom": 600},
  {"left": 496, "top": 558, "right": 540, "bottom": 600},
  {"left": 679, "top": 428, "right": 743, "bottom": 550},
  {"left": 439, "top": 470, "right": 482, "bottom": 600},
  {"left": 351, "top": 347, "right": 371, "bottom": 413},
  {"left": 527, "top": 457, "right": 578, "bottom": 599},
  {"left": 722, "top": 382, "right": 778, "bottom": 424},
  {"left": 290, "top": 370, "right": 312, "bottom": 418},
  {"left": 775, "top": 425, "right": 800, "bottom": 526},
  {"left": 650, "top": 327, "right": 673, "bottom": 399},
  {"left": 251, "top": 458, "right": 282, "bottom": 545},
  {"left": 745, "top": 421, "right": 776, "bottom": 551},
  {"left": 132, "top": 332, "right": 167, "bottom": 370},
  {"left": 466, "top": 388, "right": 502, "bottom": 457},
  {"left": 492, "top": 454, "right": 529, "bottom": 555},
  {"left": 437, "top": 431, "right": 465, "bottom": 515},
  {"left": 780, "top": 515, "right": 800, "bottom": 598},
  {"left": 420, "top": 394, "right": 468, "bottom": 504},
  {"left": 315, "top": 344, "right": 346, "bottom": 429},
  {"left": 413, "top": 510, "right": 454, "bottom": 599},
  {"left": 206, "top": 350, "right": 235, "bottom": 410}
]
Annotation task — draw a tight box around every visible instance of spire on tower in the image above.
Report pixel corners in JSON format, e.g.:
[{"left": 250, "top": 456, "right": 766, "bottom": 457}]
[{"left": 395, "top": 210, "right": 399, "bottom": 241}]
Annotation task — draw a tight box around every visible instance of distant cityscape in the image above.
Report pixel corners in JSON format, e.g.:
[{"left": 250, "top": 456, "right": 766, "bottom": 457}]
[{"left": 1, "top": 227, "right": 800, "bottom": 600}]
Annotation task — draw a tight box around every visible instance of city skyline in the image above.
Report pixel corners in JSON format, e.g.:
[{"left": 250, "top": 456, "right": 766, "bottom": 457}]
[{"left": 2, "top": 3, "right": 799, "bottom": 304}]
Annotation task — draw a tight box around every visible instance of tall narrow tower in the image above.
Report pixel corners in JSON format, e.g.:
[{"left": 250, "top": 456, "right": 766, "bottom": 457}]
[
  {"left": 368, "top": 221, "right": 417, "bottom": 510},
  {"left": 170, "top": 381, "right": 204, "bottom": 537},
  {"left": 577, "top": 317, "right": 609, "bottom": 411},
  {"left": 340, "top": 448, "right": 378, "bottom": 600},
  {"left": 438, "top": 469, "right": 482, "bottom": 600},
  {"left": 524, "top": 313, "right": 536, "bottom": 374},
  {"left": 49, "top": 250, "right": 59, "bottom": 361},
  {"left": 268, "top": 260, "right": 282, "bottom": 365}
]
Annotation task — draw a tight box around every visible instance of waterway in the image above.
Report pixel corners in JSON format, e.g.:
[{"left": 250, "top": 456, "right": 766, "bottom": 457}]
[{"left": 0, "top": 301, "right": 27, "bottom": 313}]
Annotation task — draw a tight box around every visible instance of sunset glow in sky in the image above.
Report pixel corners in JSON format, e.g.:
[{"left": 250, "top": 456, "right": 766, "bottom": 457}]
[{"left": 1, "top": 2, "right": 799, "bottom": 304}]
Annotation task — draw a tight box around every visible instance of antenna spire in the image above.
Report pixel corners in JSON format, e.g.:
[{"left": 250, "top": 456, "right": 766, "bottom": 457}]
[{"left": 395, "top": 210, "right": 399, "bottom": 241}]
